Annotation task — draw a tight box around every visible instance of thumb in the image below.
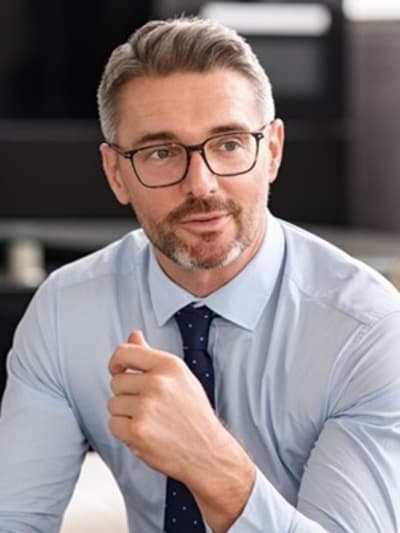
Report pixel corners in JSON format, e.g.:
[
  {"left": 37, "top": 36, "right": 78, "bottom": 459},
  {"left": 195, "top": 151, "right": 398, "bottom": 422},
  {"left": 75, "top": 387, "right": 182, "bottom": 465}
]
[
  {"left": 127, "top": 329, "right": 149, "bottom": 347},
  {"left": 109, "top": 330, "right": 151, "bottom": 376}
]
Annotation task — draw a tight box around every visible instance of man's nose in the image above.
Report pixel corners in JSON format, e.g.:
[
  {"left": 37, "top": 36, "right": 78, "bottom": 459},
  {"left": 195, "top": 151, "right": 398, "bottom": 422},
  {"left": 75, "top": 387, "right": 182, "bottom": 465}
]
[{"left": 180, "top": 150, "right": 218, "bottom": 197}]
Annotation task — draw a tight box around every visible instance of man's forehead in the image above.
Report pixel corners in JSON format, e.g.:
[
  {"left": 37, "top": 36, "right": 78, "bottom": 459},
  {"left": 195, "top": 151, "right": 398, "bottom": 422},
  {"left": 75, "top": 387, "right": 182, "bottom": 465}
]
[{"left": 115, "top": 70, "right": 260, "bottom": 144}]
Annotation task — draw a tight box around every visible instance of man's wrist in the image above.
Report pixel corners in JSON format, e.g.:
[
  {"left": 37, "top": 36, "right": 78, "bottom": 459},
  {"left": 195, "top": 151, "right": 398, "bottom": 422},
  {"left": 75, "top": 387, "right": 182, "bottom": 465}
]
[{"left": 186, "top": 425, "right": 256, "bottom": 533}]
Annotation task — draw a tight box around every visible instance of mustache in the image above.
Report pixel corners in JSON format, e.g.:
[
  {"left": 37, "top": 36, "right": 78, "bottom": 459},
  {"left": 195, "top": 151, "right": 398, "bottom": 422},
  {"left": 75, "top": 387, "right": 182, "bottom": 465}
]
[{"left": 166, "top": 197, "right": 241, "bottom": 224}]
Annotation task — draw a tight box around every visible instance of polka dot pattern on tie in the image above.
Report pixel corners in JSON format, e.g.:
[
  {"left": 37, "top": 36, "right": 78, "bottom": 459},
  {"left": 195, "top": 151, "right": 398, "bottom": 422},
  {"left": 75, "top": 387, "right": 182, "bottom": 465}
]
[
  {"left": 175, "top": 304, "right": 216, "bottom": 406},
  {"left": 163, "top": 304, "right": 217, "bottom": 532}
]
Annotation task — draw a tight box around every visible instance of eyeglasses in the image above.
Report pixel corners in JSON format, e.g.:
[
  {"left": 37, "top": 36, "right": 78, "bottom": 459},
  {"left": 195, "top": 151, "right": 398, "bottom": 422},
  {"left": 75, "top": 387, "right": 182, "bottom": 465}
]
[{"left": 107, "top": 125, "right": 268, "bottom": 189}]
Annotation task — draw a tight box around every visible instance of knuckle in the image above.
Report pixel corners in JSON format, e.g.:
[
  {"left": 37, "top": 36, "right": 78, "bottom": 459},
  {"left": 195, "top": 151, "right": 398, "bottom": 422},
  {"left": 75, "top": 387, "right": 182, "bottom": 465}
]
[
  {"left": 107, "top": 396, "right": 117, "bottom": 414},
  {"left": 129, "top": 417, "right": 146, "bottom": 443},
  {"left": 108, "top": 416, "right": 119, "bottom": 437},
  {"left": 151, "top": 373, "right": 169, "bottom": 395},
  {"left": 109, "top": 375, "right": 118, "bottom": 394},
  {"left": 164, "top": 352, "right": 184, "bottom": 373}
]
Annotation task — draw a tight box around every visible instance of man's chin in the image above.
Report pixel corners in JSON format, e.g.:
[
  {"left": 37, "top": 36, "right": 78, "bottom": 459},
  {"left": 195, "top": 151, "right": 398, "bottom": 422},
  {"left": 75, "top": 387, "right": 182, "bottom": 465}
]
[{"left": 169, "top": 242, "right": 245, "bottom": 270}]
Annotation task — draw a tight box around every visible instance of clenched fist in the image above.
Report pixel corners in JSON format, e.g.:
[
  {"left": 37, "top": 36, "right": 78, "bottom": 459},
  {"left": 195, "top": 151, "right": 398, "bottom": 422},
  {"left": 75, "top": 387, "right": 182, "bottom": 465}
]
[{"left": 108, "top": 330, "right": 255, "bottom": 532}]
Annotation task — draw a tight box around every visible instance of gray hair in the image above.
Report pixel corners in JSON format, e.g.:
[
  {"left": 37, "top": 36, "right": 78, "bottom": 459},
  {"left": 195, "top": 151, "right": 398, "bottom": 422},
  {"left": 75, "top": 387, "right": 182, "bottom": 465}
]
[{"left": 97, "top": 16, "right": 275, "bottom": 143}]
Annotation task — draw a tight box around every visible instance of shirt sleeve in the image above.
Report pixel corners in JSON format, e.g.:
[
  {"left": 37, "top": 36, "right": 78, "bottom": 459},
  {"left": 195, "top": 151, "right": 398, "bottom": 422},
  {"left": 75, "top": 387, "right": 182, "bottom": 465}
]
[
  {"left": 228, "top": 312, "right": 400, "bottom": 532},
  {"left": 0, "top": 279, "right": 88, "bottom": 532}
]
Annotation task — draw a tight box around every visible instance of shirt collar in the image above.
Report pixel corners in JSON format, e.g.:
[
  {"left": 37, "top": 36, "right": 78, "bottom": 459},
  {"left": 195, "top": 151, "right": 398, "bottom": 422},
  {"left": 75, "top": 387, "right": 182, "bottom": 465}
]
[{"left": 148, "top": 211, "right": 285, "bottom": 331}]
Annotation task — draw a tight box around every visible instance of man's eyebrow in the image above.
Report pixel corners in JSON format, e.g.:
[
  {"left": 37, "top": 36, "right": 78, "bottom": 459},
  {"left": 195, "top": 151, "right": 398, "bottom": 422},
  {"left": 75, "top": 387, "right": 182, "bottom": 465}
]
[
  {"left": 208, "top": 122, "right": 251, "bottom": 135},
  {"left": 132, "top": 131, "right": 177, "bottom": 146},
  {"left": 130, "top": 123, "right": 252, "bottom": 147}
]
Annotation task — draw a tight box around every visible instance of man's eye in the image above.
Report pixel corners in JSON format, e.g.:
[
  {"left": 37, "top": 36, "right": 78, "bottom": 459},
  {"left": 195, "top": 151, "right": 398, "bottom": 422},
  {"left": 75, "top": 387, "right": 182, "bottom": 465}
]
[
  {"left": 221, "top": 141, "right": 240, "bottom": 152},
  {"left": 150, "top": 148, "right": 172, "bottom": 160}
]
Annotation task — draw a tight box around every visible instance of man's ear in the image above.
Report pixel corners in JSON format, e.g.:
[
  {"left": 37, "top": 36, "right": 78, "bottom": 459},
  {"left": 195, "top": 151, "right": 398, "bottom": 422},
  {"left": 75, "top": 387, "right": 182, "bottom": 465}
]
[
  {"left": 99, "top": 142, "right": 130, "bottom": 205},
  {"left": 267, "top": 119, "right": 285, "bottom": 184}
]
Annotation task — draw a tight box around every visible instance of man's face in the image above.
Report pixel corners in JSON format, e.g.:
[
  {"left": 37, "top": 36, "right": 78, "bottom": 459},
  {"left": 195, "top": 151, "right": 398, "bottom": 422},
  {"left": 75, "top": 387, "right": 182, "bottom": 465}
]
[{"left": 101, "top": 69, "right": 284, "bottom": 271}]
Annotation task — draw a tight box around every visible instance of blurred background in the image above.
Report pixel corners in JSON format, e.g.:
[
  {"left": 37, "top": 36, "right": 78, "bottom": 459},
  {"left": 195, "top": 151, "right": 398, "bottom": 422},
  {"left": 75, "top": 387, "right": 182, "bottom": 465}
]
[{"left": 1, "top": 0, "right": 400, "bottom": 397}]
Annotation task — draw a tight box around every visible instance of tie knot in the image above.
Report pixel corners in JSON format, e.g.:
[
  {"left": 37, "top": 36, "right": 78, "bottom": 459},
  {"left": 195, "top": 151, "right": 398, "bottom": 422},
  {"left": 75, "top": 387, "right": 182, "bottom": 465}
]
[{"left": 175, "top": 304, "right": 216, "bottom": 351}]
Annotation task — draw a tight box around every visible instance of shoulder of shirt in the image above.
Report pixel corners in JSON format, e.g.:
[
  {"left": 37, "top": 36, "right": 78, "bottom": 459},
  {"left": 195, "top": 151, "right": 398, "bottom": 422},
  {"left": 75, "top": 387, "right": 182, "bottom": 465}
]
[
  {"left": 279, "top": 218, "right": 400, "bottom": 325},
  {"left": 42, "top": 227, "right": 149, "bottom": 291}
]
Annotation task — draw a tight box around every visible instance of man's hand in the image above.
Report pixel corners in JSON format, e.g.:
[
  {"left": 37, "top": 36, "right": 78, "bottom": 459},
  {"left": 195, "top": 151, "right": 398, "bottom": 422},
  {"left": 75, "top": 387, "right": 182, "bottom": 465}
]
[
  {"left": 108, "top": 330, "right": 255, "bottom": 532},
  {"left": 108, "top": 329, "right": 221, "bottom": 479}
]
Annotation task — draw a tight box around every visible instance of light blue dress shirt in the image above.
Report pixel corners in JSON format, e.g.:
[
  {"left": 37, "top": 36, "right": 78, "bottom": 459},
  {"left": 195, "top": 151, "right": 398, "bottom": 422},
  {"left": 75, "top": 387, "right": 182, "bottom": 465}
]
[{"left": 1, "top": 212, "right": 400, "bottom": 532}]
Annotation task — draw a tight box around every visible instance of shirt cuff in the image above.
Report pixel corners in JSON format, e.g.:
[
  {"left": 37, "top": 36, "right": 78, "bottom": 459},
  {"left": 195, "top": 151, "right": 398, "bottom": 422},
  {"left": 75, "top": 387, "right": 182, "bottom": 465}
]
[
  {"left": 225, "top": 467, "right": 293, "bottom": 532},
  {"left": 227, "top": 466, "right": 329, "bottom": 532}
]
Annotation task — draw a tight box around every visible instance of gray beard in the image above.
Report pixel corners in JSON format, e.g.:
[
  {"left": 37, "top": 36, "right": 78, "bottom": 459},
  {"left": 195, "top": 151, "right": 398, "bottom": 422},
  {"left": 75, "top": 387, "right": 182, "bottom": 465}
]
[
  {"left": 135, "top": 196, "right": 255, "bottom": 270},
  {"left": 154, "top": 234, "right": 248, "bottom": 270}
]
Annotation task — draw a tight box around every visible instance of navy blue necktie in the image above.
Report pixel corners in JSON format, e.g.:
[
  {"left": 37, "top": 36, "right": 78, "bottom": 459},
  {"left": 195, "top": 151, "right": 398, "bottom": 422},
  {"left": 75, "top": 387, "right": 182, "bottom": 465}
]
[{"left": 163, "top": 304, "right": 216, "bottom": 532}]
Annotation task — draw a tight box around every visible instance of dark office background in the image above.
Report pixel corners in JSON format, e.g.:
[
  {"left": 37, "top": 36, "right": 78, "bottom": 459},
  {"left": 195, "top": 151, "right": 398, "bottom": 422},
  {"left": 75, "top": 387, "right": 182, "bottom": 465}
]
[
  {"left": 0, "top": 0, "right": 349, "bottom": 223},
  {"left": 1, "top": 0, "right": 400, "bottom": 397}
]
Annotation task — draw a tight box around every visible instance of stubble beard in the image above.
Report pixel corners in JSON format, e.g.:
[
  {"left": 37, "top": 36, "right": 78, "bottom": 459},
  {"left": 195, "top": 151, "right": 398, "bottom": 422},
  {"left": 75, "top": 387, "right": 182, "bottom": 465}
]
[{"left": 135, "top": 197, "right": 261, "bottom": 270}]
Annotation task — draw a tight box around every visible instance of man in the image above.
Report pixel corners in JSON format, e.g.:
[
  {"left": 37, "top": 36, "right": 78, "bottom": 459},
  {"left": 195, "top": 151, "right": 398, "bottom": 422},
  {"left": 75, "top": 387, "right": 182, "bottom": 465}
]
[{"left": 1, "top": 16, "right": 400, "bottom": 533}]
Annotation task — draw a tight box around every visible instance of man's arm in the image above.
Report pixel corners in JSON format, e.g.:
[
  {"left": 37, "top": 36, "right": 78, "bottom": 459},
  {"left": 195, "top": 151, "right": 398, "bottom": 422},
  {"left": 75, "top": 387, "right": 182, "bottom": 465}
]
[
  {"left": 109, "top": 314, "right": 400, "bottom": 532},
  {"left": 225, "top": 311, "right": 400, "bottom": 532},
  {"left": 0, "top": 281, "right": 87, "bottom": 532}
]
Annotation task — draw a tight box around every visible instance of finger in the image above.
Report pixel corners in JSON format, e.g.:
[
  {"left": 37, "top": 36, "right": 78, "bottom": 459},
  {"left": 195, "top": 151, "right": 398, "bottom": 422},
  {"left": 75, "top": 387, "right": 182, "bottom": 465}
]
[
  {"left": 127, "top": 329, "right": 149, "bottom": 347},
  {"left": 109, "top": 415, "right": 132, "bottom": 444},
  {"left": 108, "top": 395, "right": 137, "bottom": 417},
  {"left": 124, "top": 331, "right": 149, "bottom": 375},
  {"left": 110, "top": 371, "right": 148, "bottom": 395},
  {"left": 109, "top": 341, "right": 157, "bottom": 376}
]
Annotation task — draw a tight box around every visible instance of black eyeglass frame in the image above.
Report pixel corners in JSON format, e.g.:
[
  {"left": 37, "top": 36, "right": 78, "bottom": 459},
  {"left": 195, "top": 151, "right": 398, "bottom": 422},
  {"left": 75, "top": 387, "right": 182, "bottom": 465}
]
[{"left": 107, "top": 123, "right": 271, "bottom": 189}]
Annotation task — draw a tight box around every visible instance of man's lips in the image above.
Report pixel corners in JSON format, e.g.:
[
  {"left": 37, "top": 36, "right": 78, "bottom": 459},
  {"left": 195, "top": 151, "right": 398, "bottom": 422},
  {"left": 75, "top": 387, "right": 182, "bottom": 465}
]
[
  {"left": 178, "top": 212, "right": 231, "bottom": 232},
  {"left": 180, "top": 211, "right": 227, "bottom": 223}
]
